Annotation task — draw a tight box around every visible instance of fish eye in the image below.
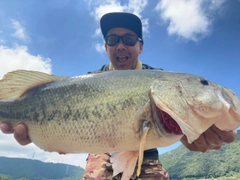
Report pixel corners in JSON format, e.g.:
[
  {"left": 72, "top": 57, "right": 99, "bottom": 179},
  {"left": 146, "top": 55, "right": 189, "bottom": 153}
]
[{"left": 200, "top": 79, "right": 209, "bottom": 85}]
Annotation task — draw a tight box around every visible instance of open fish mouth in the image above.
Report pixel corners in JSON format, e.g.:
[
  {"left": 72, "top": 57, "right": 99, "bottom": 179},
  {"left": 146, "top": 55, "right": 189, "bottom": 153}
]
[
  {"left": 158, "top": 108, "right": 183, "bottom": 135},
  {"left": 153, "top": 103, "right": 183, "bottom": 135}
]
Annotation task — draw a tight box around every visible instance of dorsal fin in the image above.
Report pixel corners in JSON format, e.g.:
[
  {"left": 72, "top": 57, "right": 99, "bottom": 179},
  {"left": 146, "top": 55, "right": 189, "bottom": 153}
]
[{"left": 0, "top": 70, "right": 68, "bottom": 100}]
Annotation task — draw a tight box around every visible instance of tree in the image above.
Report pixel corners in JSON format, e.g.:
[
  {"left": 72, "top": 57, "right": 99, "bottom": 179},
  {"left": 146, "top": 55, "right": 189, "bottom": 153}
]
[{"left": 0, "top": 175, "right": 9, "bottom": 180}]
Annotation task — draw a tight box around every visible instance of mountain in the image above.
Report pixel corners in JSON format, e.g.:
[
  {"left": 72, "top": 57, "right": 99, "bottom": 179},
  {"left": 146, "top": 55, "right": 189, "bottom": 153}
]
[
  {"left": 0, "top": 157, "right": 84, "bottom": 180},
  {"left": 159, "top": 130, "right": 240, "bottom": 180}
]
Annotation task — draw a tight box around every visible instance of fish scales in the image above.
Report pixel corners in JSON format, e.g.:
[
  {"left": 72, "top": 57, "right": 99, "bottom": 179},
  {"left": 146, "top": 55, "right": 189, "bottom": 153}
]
[{"left": 0, "top": 70, "right": 172, "bottom": 154}]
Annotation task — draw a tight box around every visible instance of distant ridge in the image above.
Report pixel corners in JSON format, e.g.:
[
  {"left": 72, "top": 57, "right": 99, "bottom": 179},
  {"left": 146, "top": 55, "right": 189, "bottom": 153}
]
[{"left": 0, "top": 157, "right": 84, "bottom": 180}]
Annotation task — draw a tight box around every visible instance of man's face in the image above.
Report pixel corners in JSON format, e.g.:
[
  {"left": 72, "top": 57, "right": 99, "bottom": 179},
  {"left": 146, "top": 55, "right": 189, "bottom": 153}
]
[{"left": 105, "top": 28, "right": 143, "bottom": 70}]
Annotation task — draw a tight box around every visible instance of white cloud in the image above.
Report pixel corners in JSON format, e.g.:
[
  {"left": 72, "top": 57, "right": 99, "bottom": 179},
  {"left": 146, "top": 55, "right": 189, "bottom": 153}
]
[
  {"left": 94, "top": 42, "right": 105, "bottom": 53},
  {"left": 155, "top": 0, "right": 209, "bottom": 41},
  {"left": 141, "top": 18, "right": 149, "bottom": 35},
  {"left": 209, "top": 0, "right": 226, "bottom": 10},
  {"left": 11, "top": 19, "right": 29, "bottom": 42},
  {"left": 0, "top": 134, "right": 88, "bottom": 168},
  {"left": 127, "top": 0, "right": 148, "bottom": 16},
  {"left": 155, "top": 0, "right": 227, "bottom": 41},
  {"left": 41, "top": 152, "right": 88, "bottom": 168},
  {"left": 0, "top": 39, "right": 5, "bottom": 44},
  {"left": 0, "top": 45, "right": 52, "bottom": 78},
  {"left": 127, "top": 0, "right": 149, "bottom": 34},
  {"left": 94, "top": 28, "right": 102, "bottom": 37},
  {"left": 0, "top": 30, "right": 6, "bottom": 44},
  {"left": 91, "top": 0, "right": 125, "bottom": 21}
]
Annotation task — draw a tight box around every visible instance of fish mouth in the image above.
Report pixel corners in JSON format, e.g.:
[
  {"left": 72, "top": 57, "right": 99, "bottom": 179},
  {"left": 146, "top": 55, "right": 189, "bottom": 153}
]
[
  {"left": 153, "top": 102, "right": 183, "bottom": 135},
  {"left": 157, "top": 107, "right": 183, "bottom": 135}
]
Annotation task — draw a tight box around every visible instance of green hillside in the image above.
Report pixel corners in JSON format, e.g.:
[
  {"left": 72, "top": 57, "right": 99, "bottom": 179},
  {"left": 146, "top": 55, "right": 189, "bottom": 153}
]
[
  {"left": 160, "top": 130, "right": 240, "bottom": 180},
  {"left": 0, "top": 157, "right": 84, "bottom": 180}
]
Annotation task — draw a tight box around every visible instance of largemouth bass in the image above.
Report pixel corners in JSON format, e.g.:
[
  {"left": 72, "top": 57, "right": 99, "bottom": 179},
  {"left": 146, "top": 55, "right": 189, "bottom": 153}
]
[{"left": 0, "top": 70, "right": 240, "bottom": 179}]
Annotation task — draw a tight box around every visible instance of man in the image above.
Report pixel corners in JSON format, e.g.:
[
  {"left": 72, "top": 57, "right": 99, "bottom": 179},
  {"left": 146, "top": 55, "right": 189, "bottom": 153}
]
[{"left": 0, "top": 12, "right": 237, "bottom": 180}]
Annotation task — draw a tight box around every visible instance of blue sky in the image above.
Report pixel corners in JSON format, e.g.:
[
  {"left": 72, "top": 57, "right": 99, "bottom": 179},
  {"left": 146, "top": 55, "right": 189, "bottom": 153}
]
[{"left": 0, "top": 0, "right": 240, "bottom": 168}]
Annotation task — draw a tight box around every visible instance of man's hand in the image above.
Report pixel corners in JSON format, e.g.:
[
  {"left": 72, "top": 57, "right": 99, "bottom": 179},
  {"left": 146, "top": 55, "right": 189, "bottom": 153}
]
[
  {"left": 0, "top": 123, "right": 31, "bottom": 145},
  {"left": 180, "top": 125, "right": 237, "bottom": 152}
]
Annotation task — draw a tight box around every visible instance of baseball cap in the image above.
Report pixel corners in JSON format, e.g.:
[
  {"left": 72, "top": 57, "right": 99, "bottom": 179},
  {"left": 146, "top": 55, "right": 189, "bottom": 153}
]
[{"left": 100, "top": 12, "right": 143, "bottom": 42}]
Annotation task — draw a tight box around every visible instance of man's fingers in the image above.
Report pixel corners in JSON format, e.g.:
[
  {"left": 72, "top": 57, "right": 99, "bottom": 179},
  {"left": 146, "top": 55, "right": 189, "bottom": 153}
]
[
  {"left": 0, "top": 123, "right": 31, "bottom": 145},
  {"left": 181, "top": 127, "right": 221, "bottom": 152},
  {"left": 202, "top": 126, "right": 223, "bottom": 150},
  {"left": 181, "top": 125, "right": 238, "bottom": 153},
  {"left": 0, "top": 123, "right": 14, "bottom": 134},
  {"left": 181, "top": 135, "right": 209, "bottom": 152},
  {"left": 13, "top": 124, "right": 32, "bottom": 145},
  {"left": 211, "top": 125, "right": 237, "bottom": 144}
]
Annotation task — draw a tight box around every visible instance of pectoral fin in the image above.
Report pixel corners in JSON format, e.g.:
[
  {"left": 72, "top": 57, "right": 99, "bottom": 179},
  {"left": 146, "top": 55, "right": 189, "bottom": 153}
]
[
  {"left": 110, "top": 151, "right": 139, "bottom": 180},
  {"left": 110, "top": 121, "right": 151, "bottom": 180},
  {"left": 137, "top": 120, "right": 151, "bottom": 177}
]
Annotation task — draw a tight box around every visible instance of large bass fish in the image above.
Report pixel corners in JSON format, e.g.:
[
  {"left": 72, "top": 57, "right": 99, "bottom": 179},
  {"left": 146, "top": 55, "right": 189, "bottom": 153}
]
[{"left": 0, "top": 70, "right": 240, "bottom": 179}]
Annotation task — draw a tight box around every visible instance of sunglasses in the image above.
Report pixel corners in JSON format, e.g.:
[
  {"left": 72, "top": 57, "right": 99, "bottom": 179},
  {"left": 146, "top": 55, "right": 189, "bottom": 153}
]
[{"left": 105, "top": 34, "right": 143, "bottom": 46}]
